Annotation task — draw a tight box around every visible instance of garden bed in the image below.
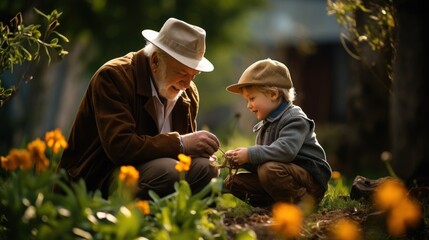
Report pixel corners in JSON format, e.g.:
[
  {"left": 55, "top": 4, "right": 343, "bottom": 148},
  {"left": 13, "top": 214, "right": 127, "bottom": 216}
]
[{"left": 222, "top": 187, "right": 429, "bottom": 239}]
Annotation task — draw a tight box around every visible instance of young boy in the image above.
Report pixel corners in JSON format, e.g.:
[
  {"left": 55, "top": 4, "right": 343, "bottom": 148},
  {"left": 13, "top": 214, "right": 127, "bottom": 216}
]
[{"left": 224, "top": 58, "right": 332, "bottom": 207}]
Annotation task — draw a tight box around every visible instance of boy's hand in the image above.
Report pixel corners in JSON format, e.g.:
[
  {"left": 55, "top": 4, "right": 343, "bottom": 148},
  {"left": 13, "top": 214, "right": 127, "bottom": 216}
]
[{"left": 226, "top": 147, "right": 249, "bottom": 165}]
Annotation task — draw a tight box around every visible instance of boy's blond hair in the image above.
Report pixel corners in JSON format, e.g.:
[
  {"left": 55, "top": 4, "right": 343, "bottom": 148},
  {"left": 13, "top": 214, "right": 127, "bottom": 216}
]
[{"left": 239, "top": 85, "right": 296, "bottom": 103}]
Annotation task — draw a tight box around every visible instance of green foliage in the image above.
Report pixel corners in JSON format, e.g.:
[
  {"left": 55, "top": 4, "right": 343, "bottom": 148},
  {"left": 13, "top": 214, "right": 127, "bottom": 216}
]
[
  {"left": 148, "top": 178, "right": 227, "bottom": 239},
  {"left": 217, "top": 193, "right": 253, "bottom": 217},
  {"left": 327, "top": 0, "right": 395, "bottom": 51},
  {"left": 234, "top": 230, "right": 258, "bottom": 240},
  {"left": 0, "top": 80, "right": 13, "bottom": 107},
  {"left": 0, "top": 8, "right": 69, "bottom": 107},
  {"left": 0, "top": 170, "right": 236, "bottom": 239},
  {"left": 326, "top": 0, "right": 396, "bottom": 88},
  {"left": 0, "top": 134, "right": 250, "bottom": 240},
  {"left": 319, "top": 174, "right": 362, "bottom": 212}
]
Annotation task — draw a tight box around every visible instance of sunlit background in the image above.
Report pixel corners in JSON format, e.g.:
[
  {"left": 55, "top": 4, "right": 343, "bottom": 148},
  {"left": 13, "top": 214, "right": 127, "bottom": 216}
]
[{"left": 1, "top": 0, "right": 426, "bottom": 186}]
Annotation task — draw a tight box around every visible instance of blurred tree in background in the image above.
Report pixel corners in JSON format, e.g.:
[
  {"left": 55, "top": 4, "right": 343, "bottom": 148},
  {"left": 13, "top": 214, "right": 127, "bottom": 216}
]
[
  {"left": 327, "top": 0, "right": 394, "bottom": 178},
  {"left": 327, "top": 0, "right": 427, "bottom": 186},
  {"left": 0, "top": 0, "right": 265, "bottom": 154},
  {"left": 391, "top": 0, "right": 427, "bottom": 186},
  {"left": 1, "top": 0, "right": 263, "bottom": 71},
  {"left": 2, "top": 0, "right": 425, "bottom": 186}
]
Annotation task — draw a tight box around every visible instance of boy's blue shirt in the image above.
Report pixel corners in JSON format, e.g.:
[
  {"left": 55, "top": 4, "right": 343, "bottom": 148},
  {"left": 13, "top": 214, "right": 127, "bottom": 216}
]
[{"left": 267, "top": 100, "right": 289, "bottom": 120}]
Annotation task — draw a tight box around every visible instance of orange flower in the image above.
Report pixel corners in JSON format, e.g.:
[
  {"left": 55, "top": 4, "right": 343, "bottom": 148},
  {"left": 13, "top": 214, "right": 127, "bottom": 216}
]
[
  {"left": 45, "top": 128, "right": 68, "bottom": 154},
  {"left": 136, "top": 200, "right": 150, "bottom": 215},
  {"left": 175, "top": 153, "right": 191, "bottom": 172},
  {"left": 1, "top": 155, "right": 18, "bottom": 171},
  {"left": 387, "top": 198, "right": 422, "bottom": 237},
  {"left": 271, "top": 202, "right": 303, "bottom": 237},
  {"left": 331, "top": 171, "right": 341, "bottom": 180},
  {"left": 373, "top": 178, "right": 423, "bottom": 236},
  {"left": 331, "top": 218, "right": 362, "bottom": 240},
  {"left": 373, "top": 179, "right": 407, "bottom": 210},
  {"left": 119, "top": 165, "right": 139, "bottom": 187},
  {"left": 27, "top": 138, "right": 49, "bottom": 173},
  {"left": 2, "top": 149, "right": 33, "bottom": 170}
]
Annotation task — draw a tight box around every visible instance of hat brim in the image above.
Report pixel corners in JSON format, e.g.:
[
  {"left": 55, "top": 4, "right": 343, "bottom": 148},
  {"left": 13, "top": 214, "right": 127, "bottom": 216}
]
[
  {"left": 142, "top": 29, "right": 214, "bottom": 72},
  {"left": 226, "top": 82, "right": 264, "bottom": 94}
]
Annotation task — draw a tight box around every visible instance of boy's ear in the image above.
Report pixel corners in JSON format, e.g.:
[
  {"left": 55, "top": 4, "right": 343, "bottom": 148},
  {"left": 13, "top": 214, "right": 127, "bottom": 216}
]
[{"left": 270, "top": 89, "right": 280, "bottom": 100}]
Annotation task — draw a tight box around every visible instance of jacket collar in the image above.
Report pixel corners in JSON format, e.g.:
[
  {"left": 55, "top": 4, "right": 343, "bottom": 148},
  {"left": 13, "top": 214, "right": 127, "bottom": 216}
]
[{"left": 133, "top": 49, "right": 152, "bottom": 97}]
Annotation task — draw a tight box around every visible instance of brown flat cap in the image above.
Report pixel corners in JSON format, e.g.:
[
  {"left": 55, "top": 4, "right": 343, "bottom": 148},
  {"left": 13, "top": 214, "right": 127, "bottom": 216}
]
[{"left": 226, "top": 58, "right": 292, "bottom": 94}]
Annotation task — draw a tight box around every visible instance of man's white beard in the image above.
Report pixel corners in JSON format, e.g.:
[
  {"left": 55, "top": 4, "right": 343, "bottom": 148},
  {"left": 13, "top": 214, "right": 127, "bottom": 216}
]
[
  {"left": 159, "top": 77, "right": 182, "bottom": 101},
  {"left": 156, "top": 61, "right": 183, "bottom": 101}
]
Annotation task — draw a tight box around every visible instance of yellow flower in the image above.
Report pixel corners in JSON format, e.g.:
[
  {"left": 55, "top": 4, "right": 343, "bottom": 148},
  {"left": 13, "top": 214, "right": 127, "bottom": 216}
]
[
  {"left": 387, "top": 198, "right": 422, "bottom": 237},
  {"left": 175, "top": 153, "right": 191, "bottom": 172},
  {"left": 331, "top": 171, "right": 341, "bottom": 180},
  {"left": 27, "top": 138, "right": 49, "bottom": 173},
  {"left": 45, "top": 128, "right": 68, "bottom": 154},
  {"left": 331, "top": 218, "right": 362, "bottom": 240},
  {"left": 119, "top": 165, "right": 139, "bottom": 187},
  {"left": 136, "top": 200, "right": 150, "bottom": 215},
  {"left": 373, "top": 179, "right": 407, "bottom": 211},
  {"left": 271, "top": 202, "right": 303, "bottom": 237}
]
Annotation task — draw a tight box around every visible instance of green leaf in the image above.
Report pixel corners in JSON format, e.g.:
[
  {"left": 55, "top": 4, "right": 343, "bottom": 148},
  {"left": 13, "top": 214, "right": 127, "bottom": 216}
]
[
  {"left": 50, "top": 38, "right": 58, "bottom": 45},
  {"left": 33, "top": 8, "right": 48, "bottom": 19},
  {"left": 148, "top": 189, "right": 161, "bottom": 203},
  {"left": 54, "top": 30, "right": 69, "bottom": 42},
  {"left": 160, "top": 207, "right": 173, "bottom": 231},
  {"left": 116, "top": 206, "right": 140, "bottom": 239},
  {"left": 235, "top": 229, "right": 257, "bottom": 240},
  {"left": 47, "top": 20, "right": 59, "bottom": 33},
  {"left": 216, "top": 193, "right": 239, "bottom": 208}
]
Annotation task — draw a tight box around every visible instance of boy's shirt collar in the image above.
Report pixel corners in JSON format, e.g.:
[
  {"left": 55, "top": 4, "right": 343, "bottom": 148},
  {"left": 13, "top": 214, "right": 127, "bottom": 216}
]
[
  {"left": 253, "top": 100, "right": 289, "bottom": 132},
  {"left": 267, "top": 100, "right": 289, "bottom": 121}
]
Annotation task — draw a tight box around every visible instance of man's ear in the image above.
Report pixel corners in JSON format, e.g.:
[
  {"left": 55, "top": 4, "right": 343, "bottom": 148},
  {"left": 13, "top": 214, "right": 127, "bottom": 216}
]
[{"left": 150, "top": 52, "right": 159, "bottom": 72}]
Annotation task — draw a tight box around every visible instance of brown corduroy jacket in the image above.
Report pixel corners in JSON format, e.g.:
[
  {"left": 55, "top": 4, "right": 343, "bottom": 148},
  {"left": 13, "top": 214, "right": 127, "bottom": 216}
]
[{"left": 56, "top": 49, "right": 198, "bottom": 197}]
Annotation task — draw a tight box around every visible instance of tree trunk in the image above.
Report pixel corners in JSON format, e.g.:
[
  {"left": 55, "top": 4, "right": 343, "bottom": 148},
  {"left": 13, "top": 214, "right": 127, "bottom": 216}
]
[
  {"left": 339, "top": 0, "right": 392, "bottom": 178},
  {"left": 391, "top": 0, "right": 428, "bottom": 186}
]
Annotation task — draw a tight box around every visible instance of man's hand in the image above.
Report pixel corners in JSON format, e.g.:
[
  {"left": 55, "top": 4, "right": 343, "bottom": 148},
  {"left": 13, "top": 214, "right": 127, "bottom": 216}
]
[{"left": 181, "top": 130, "right": 220, "bottom": 156}]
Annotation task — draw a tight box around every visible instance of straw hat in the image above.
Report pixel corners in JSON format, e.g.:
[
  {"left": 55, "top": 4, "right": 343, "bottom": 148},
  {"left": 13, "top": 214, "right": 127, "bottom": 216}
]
[
  {"left": 142, "top": 17, "right": 214, "bottom": 72},
  {"left": 226, "top": 58, "right": 292, "bottom": 94}
]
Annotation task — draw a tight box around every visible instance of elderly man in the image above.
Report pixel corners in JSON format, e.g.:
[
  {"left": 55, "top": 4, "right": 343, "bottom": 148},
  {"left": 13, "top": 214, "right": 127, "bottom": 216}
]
[{"left": 56, "top": 18, "right": 220, "bottom": 199}]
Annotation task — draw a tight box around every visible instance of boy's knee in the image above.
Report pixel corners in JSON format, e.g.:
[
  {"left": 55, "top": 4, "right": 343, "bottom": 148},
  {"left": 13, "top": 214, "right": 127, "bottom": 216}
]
[{"left": 257, "top": 161, "right": 284, "bottom": 185}]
